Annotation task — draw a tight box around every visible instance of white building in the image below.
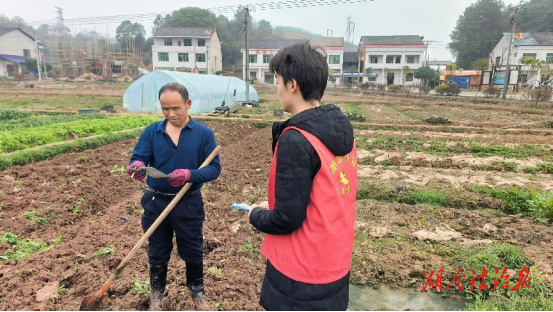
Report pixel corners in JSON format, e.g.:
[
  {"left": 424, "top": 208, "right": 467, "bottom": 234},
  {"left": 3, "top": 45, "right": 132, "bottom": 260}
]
[
  {"left": 490, "top": 32, "right": 553, "bottom": 86},
  {"left": 311, "top": 37, "right": 345, "bottom": 76},
  {"left": 152, "top": 27, "right": 222, "bottom": 74},
  {"left": 360, "top": 35, "right": 426, "bottom": 85},
  {"left": 241, "top": 40, "right": 305, "bottom": 84},
  {"left": 0, "top": 27, "right": 37, "bottom": 78},
  {"left": 241, "top": 38, "right": 345, "bottom": 84}
]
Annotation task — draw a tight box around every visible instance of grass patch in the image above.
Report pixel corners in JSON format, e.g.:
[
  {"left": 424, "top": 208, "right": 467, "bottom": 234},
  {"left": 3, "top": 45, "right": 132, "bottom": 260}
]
[
  {"left": 92, "top": 246, "right": 116, "bottom": 259},
  {"left": 0, "top": 232, "right": 55, "bottom": 263},
  {"left": 23, "top": 210, "right": 55, "bottom": 226},
  {"left": 207, "top": 266, "right": 223, "bottom": 277},
  {"left": 472, "top": 185, "right": 553, "bottom": 221},
  {"left": 238, "top": 238, "right": 260, "bottom": 259},
  {"left": 538, "top": 163, "right": 553, "bottom": 174},
  {"left": 523, "top": 166, "right": 538, "bottom": 175},
  {"left": 408, "top": 189, "right": 448, "bottom": 206},
  {"left": 132, "top": 279, "right": 150, "bottom": 295}
]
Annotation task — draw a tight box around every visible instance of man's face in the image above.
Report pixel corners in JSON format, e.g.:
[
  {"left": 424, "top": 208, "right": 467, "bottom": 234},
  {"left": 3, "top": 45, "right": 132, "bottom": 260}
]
[
  {"left": 160, "top": 91, "right": 192, "bottom": 127},
  {"left": 276, "top": 75, "right": 295, "bottom": 113}
]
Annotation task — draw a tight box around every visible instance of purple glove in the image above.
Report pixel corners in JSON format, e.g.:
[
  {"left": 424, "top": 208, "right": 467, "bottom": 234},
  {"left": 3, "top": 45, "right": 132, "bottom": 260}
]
[
  {"left": 166, "top": 169, "right": 191, "bottom": 187},
  {"left": 127, "top": 161, "right": 146, "bottom": 181}
]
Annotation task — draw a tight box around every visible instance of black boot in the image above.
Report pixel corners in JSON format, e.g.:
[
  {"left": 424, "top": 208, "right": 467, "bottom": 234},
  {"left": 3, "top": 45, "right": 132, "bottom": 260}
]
[
  {"left": 149, "top": 263, "right": 168, "bottom": 311},
  {"left": 186, "top": 260, "right": 210, "bottom": 310}
]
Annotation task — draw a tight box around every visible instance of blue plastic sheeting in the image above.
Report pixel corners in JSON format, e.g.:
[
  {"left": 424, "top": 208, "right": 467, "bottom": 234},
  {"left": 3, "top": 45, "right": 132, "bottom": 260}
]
[
  {"left": 123, "top": 71, "right": 259, "bottom": 114},
  {"left": 0, "top": 54, "right": 25, "bottom": 63},
  {"left": 452, "top": 76, "right": 471, "bottom": 89}
]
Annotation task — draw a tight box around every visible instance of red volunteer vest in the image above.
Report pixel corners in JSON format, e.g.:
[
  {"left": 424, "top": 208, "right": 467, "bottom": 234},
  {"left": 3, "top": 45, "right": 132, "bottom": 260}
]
[{"left": 261, "top": 126, "right": 358, "bottom": 284}]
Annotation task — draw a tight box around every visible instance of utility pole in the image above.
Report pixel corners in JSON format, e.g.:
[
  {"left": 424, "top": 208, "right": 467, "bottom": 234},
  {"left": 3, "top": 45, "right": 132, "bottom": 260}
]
[
  {"left": 423, "top": 40, "right": 434, "bottom": 66},
  {"left": 36, "top": 40, "right": 43, "bottom": 80},
  {"left": 502, "top": 6, "right": 528, "bottom": 101},
  {"left": 327, "top": 29, "right": 333, "bottom": 37},
  {"left": 242, "top": 6, "right": 251, "bottom": 102}
]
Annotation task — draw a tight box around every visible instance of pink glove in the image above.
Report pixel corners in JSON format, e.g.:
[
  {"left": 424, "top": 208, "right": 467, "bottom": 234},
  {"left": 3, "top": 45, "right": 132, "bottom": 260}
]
[
  {"left": 127, "top": 161, "right": 146, "bottom": 181},
  {"left": 166, "top": 169, "right": 191, "bottom": 187}
]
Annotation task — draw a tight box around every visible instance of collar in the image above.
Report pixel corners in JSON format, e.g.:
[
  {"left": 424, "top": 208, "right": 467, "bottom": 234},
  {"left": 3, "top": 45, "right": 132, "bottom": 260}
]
[{"left": 156, "top": 117, "right": 195, "bottom": 133}]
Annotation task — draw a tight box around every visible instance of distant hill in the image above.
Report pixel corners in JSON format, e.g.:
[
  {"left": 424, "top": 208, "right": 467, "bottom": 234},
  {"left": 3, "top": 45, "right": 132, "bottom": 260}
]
[{"left": 274, "top": 26, "right": 323, "bottom": 39}]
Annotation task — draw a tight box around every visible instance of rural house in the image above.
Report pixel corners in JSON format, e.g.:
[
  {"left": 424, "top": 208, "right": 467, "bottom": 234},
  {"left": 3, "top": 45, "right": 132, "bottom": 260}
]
[{"left": 0, "top": 27, "right": 37, "bottom": 78}]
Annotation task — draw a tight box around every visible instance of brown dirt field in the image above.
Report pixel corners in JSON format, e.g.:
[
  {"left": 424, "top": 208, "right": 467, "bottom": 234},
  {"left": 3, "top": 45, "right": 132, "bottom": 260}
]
[{"left": 0, "top": 121, "right": 272, "bottom": 311}]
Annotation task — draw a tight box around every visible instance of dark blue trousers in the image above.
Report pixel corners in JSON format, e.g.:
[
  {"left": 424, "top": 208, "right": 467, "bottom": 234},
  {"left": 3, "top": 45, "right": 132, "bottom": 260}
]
[{"left": 141, "top": 191, "right": 205, "bottom": 265}]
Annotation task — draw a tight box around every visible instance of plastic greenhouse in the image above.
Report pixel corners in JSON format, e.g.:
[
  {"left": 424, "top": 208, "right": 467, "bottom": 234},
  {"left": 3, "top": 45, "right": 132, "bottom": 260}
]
[{"left": 123, "top": 71, "right": 258, "bottom": 114}]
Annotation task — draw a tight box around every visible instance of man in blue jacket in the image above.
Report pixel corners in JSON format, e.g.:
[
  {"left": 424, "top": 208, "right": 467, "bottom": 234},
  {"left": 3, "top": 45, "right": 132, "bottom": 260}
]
[{"left": 126, "top": 83, "right": 221, "bottom": 310}]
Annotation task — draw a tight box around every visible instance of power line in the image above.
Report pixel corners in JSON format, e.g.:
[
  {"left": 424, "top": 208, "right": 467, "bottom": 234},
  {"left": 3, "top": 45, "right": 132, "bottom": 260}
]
[{"left": 27, "top": 0, "right": 369, "bottom": 27}]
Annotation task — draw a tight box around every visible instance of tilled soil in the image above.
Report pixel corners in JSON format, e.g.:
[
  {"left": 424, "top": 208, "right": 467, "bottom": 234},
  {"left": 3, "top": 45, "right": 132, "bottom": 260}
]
[{"left": 0, "top": 121, "right": 272, "bottom": 311}]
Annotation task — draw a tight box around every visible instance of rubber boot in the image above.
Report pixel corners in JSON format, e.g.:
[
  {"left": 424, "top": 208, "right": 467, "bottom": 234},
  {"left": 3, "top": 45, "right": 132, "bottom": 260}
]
[
  {"left": 186, "top": 260, "right": 210, "bottom": 311},
  {"left": 149, "top": 263, "right": 168, "bottom": 311}
]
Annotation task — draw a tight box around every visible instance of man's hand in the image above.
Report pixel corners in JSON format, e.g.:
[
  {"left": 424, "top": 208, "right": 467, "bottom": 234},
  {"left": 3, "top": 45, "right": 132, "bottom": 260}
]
[
  {"left": 248, "top": 201, "right": 269, "bottom": 218},
  {"left": 166, "top": 169, "right": 191, "bottom": 187},
  {"left": 127, "top": 161, "right": 146, "bottom": 181}
]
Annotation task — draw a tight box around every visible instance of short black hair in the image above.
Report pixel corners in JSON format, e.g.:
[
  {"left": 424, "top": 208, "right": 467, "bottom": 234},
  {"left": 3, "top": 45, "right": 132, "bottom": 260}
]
[
  {"left": 158, "top": 83, "right": 189, "bottom": 102},
  {"left": 269, "top": 42, "right": 329, "bottom": 102}
]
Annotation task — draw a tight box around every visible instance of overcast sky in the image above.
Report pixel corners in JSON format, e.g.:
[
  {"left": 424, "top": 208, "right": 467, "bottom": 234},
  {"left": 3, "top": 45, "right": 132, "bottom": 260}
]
[{"left": 4, "top": 0, "right": 521, "bottom": 60}]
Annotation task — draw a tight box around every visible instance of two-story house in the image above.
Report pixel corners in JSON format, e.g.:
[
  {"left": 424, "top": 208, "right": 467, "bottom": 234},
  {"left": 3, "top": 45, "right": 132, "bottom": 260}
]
[
  {"left": 360, "top": 35, "right": 426, "bottom": 85},
  {"left": 490, "top": 32, "right": 553, "bottom": 86},
  {"left": 0, "top": 27, "right": 37, "bottom": 78},
  {"left": 152, "top": 27, "right": 222, "bottom": 74},
  {"left": 241, "top": 38, "right": 345, "bottom": 84},
  {"left": 311, "top": 37, "right": 345, "bottom": 76},
  {"left": 241, "top": 40, "right": 307, "bottom": 84}
]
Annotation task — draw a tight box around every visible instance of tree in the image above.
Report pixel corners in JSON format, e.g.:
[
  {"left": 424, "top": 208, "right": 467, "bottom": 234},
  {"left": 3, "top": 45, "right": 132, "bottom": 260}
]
[
  {"left": 448, "top": 0, "right": 509, "bottom": 69},
  {"left": 365, "top": 67, "right": 374, "bottom": 81},
  {"left": 402, "top": 65, "right": 411, "bottom": 85},
  {"left": 472, "top": 58, "right": 490, "bottom": 90},
  {"left": 516, "top": 0, "right": 553, "bottom": 32},
  {"left": 414, "top": 66, "right": 440, "bottom": 86},
  {"left": 254, "top": 20, "right": 273, "bottom": 40},
  {"left": 116, "top": 20, "right": 146, "bottom": 51}
]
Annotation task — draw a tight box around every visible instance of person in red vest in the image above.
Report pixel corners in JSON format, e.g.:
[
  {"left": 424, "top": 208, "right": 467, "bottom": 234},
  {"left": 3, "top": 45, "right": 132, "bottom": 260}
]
[{"left": 248, "top": 42, "right": 357, "bottom": 310}]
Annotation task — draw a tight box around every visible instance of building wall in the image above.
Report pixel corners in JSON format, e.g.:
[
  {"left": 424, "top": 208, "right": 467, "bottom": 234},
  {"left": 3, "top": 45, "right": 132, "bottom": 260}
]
[
  {"left": 153, "top": 35, "right": 224, "bottom": 73},
  {"left": 0, "top": 29, "right": 37, "bottom": 58},
  {"left": 363, "top": 46, "right": 425, "bottom": 85},
  {"left": 490, "top": 36, "right": 553, "bottom": 85},
  {"left": 241, "top": 46, "right": 345, "bottom": 84}
]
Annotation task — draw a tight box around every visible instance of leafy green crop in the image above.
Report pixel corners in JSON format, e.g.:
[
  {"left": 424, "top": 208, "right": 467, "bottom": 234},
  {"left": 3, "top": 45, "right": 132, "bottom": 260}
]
[{"left": 0, "top": 115, "right": 160, "bottom": 153}]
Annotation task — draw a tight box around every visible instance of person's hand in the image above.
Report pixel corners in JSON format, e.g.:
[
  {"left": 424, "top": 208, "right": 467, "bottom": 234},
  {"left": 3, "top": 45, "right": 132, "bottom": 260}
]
[
  {"left": 248, "top": 201, "right": 269, "bottom": 218},
  {"left": 127, "top": 161, "right": 146, "bottom": 181},
  {"left": 166, "top": 169, "right": 191, "bottom": 187}
]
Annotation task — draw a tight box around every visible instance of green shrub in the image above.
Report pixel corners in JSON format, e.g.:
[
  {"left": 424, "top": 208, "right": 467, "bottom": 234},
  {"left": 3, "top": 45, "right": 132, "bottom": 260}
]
[
  {"left": 434, "top": 84, "right": 449, "bottom": 95},
  {"left": 523, "top": 166, "right": 538, "bottom": 175},
  {"left": 344, "top": 110, "right": 367, "bottom": 122},
  {"left": 0, "top": 109, "right": 31, "bottom": 121},
  {"left": 538, "top": 163, "right": 553, "bottom": 174},
  {"left": 529, "top": 192, "right": 553, "bottom": 220},
  {"left": 388, "top": 84, "right": 401, "bottom": 92},
  {"left": 423, "top": 117, "right": 453, "bottom": 125},
  {"left": 483, "top": 87, "right": 502, "bottom": 98}
]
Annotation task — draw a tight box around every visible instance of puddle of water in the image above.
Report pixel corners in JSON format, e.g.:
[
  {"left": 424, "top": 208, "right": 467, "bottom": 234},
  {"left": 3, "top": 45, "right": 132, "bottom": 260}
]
[{"left": 349, "top": 285, "right": 470, "bottom": 311}]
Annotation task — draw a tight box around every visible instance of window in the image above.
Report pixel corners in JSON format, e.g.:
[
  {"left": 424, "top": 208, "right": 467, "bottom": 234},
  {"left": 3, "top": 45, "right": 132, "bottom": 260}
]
[
  {"left": 328, "top": 55, "right": 341, "bottom": 64},
  {"left": 370, "top": 56, "right": 379, "bottom": 64},
  {"left": 158, "top": 52, "right": 169, "bottom": 62},
  {"left": 164, "top": 38, "right": 172, "bottom": 46},
  {"left": 184, "top": 39, "right": 192, "bottom": 46},
  {"left": 406, "top": 73, "right": 414, "bottom": 82},
  {"left": 249, "top": 54, "right": 258, "bottom": 64},
  {"left": 263, "top": 54, "right": 273, "bottom": 64},
  {"left": 23, "top": 49, "right": 30, "bottom": 58},
  {"left": 196, "top": 54, "right": 206, "bottom": 62},
  {"left": 406, "top": 56, "right": 417, "bottom": 64},
  {"left": 495, "top": 56, "right": 501, "bottom": 66},
  {"left": 178, "top": 53, "right": 189, "bottom": 62},
  {"left": 522, "top": 53, "right": 537, "bottom": 59},
  {"left": 198, "top": 39, "right": 206, "bottom": 47},
  {"left": 386, "top": 55, "right": 401, "bottom": 64},
  {"left": 547, "top": 53, "right": 553, "bottom": 64},
  {"left": 250, "top": 72, "right": 257, "bottom": 80},
  {"left": 112, "top": 65, "right": 121, "bottom": 74},
  {"left": 198, "top": 71, "right": 207, "bottom": 74}
]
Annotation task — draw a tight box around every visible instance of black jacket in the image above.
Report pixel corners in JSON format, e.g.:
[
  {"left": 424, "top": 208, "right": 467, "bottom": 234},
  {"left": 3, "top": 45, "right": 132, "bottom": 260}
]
[{"left": 250, "top": 104, "right": 354, "bottom": 311}]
